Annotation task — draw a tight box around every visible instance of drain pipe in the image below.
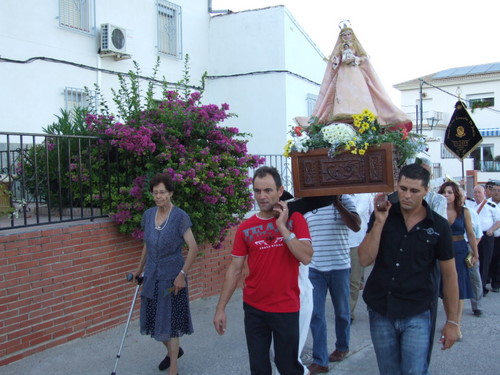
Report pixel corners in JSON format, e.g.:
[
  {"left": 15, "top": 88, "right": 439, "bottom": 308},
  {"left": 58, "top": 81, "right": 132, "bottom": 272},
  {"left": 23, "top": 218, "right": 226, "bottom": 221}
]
[{"left": 208, "top": 0, "right": 231, "bottom": 14}]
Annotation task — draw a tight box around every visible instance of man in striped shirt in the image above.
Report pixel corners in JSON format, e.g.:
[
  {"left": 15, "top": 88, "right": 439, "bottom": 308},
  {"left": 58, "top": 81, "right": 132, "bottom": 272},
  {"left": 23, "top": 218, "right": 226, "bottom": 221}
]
[{"left": 304, "top": 195, "right": 360, "bottom": 374}]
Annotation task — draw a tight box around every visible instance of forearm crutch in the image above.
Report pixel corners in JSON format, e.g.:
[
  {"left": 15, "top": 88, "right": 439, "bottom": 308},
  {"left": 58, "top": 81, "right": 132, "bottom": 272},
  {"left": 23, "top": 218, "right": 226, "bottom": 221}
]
[{"left": 111, "top": 274, "right": 143, "bottom": 375}]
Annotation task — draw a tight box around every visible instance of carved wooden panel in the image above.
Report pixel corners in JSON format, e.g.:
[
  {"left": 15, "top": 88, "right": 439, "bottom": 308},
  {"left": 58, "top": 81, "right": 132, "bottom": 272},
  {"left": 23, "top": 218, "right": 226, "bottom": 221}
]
[{"left": 291, "top": 143, "right": 396, "bottom": 197}]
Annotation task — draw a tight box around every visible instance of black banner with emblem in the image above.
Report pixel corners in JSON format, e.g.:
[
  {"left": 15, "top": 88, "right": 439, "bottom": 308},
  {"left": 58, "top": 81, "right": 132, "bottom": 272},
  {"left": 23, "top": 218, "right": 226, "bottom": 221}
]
[{"left": 444, "top": 101, "right": 482, "bottom": 160}]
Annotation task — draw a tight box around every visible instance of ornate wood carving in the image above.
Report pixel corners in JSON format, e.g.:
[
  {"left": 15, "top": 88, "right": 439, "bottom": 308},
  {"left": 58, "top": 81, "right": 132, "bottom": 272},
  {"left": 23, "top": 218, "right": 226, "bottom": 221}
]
[{"left": 291, "top": 143, "right": 395, "bottom": 197}]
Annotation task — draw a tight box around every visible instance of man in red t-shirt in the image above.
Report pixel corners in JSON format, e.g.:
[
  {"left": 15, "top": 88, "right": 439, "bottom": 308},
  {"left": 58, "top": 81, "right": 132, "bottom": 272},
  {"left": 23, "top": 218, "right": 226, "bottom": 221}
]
[{"left": 213, "top": 166, "right": 313, "bottom": 375}]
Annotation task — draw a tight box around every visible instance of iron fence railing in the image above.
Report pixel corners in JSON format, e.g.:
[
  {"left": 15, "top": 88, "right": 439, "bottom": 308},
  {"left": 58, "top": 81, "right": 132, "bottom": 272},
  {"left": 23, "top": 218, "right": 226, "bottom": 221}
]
[
  {"left": 0, "top": 132, "right": 124, "bottom": 230},
  {"left": 0, "top": 132, "right": 293, "bottom": 230}
]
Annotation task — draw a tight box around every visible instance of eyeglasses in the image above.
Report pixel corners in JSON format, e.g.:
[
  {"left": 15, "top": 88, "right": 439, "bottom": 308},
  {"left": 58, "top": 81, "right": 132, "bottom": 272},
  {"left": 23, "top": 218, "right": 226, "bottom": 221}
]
[{"left": 152, "top": 190, "right": 168, "bottom": 196}]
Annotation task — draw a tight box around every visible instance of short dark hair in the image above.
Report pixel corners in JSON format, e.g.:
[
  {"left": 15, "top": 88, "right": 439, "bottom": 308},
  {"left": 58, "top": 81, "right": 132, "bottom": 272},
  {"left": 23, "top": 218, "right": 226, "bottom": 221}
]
[
  {"left": 253, "top": 166, "right": 282, "bottom": 189},
  {"left": 398, "top": 163, "right": 430, "bottom": 187},
  {"left": 149, "top": 173, "right": 175, "bottom": 192}
]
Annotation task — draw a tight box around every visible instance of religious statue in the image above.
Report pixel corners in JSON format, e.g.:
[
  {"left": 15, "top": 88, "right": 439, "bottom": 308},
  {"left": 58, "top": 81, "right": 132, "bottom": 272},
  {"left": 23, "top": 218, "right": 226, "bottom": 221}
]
[{"left": 295, "top": 21, "right": 412, "bottom": 131}]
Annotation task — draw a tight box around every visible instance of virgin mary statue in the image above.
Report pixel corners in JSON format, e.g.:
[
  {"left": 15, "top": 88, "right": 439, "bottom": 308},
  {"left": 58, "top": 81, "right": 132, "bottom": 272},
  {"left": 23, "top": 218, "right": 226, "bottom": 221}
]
[{"left": 295, "top": 22, "right": 412, "bottom": 131}]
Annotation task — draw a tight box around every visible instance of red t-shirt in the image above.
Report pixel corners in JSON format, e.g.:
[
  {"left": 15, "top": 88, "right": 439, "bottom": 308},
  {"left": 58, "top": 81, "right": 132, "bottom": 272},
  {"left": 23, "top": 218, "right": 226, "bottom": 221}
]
[{"left": 232, "top": 212, "right": 311, "bottom": 313}]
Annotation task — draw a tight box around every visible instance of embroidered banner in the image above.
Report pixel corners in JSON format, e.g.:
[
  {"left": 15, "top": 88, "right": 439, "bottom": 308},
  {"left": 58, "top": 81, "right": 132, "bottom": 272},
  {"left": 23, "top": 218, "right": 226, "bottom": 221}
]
[{"left": 444, "top": 101, "right": 483, "bottom": 160}]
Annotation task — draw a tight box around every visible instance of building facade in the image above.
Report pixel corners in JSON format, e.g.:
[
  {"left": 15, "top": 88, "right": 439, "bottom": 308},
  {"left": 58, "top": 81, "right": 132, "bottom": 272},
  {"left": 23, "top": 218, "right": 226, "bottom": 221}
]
[
  {"left": 0, "top": 1, "right": 325, "bottom": 156},
  {"left": 395, "top": 63, "right": 500, "bottom": 191}
]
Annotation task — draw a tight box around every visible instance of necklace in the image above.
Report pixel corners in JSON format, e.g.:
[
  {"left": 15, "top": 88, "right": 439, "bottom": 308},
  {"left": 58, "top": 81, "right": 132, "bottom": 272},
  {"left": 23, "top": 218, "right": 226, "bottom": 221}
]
[{"left": 155, "top": 206, "right": 172, "bottom": 231}]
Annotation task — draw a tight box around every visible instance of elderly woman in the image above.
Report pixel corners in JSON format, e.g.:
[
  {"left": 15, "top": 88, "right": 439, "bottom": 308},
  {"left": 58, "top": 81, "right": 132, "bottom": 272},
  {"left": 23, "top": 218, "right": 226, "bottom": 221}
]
[{"left": 133, "top": 173, "right": 198, "bottom": 374}]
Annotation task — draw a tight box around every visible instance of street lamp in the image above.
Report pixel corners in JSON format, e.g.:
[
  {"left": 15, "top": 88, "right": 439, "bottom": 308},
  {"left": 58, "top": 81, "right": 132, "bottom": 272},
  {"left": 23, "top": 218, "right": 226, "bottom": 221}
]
[{"left": 427, "top": 117, "right": 439, "bottom": 129}]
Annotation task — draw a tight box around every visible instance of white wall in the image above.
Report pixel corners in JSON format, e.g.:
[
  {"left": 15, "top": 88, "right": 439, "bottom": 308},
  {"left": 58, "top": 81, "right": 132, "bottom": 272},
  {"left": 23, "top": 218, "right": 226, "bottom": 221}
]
[
  {"left": 1, "top": 3, "right": 327, "bottom": 158},
  {"left": 0, "top": 0, "right": 209, "bottom": 133},
  {"left": 205, "top": 6, "right": 325, "bottom": 155}
]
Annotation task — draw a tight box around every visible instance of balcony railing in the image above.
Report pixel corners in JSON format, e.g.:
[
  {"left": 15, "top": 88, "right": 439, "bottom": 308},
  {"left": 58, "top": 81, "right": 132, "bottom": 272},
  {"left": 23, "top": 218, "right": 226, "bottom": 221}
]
[
  {"left": 477, "top": 160, "right": 500, "bottom": 172},
  {"left": 0, "top": 132, "right": 293, "bottom": 231}
]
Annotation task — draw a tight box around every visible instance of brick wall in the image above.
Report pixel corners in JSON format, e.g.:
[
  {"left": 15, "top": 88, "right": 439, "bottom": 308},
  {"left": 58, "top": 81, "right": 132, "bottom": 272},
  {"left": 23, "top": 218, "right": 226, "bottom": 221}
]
[{"left": 0, "top": 219, "right": 235, "bottom": 366}]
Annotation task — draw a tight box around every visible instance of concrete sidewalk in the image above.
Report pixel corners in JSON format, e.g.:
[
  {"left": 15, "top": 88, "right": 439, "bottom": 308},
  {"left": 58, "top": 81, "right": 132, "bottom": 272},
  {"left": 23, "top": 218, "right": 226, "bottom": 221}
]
[{"left": 3, "top": 287, "right": 500, "bottom": 375}]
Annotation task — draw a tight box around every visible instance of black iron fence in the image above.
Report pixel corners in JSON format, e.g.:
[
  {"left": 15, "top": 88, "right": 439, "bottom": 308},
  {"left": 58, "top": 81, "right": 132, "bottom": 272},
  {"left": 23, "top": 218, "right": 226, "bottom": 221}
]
[
  {"left": 0, "top": 132, "right": 133, "bottom": 230},
  {"left": 0, "top": 132, "right": 292, "bottom": 230}
]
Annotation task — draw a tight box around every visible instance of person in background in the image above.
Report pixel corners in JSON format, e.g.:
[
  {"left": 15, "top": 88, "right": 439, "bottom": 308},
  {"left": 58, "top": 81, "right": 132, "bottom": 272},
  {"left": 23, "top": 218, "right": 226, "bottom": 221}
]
[
  {"left": 213, "top": 166, "right": 313, "bottom": 375},
  {"left": 417, "top": 157, "right": 448, "bottom": 219},
  {"left": 484, "top": 181, "right": 494, "bottom": 200},
  {"left": 460, "top": 188, "right": 484, "bottom": 316},
  {"left": 304, "top": 195, "right": 360, "bottom": 374},
  {"left": 132, "top": 173, "right": 199, "bottom": 375},
  {"left": 348, "top": 193, "right": 374, "bottom": 322},
  {"left": 488, "top": 183, "right": 500, "bottom": 293},
  {"left": 465, "top": 185, "right": 500, "bottom": 297},
  {"left": 359, "top": 164, "right": 459, "bottom": 375},
  {"left": 438, "top": 181, "right": 478, "bottom": 338}
]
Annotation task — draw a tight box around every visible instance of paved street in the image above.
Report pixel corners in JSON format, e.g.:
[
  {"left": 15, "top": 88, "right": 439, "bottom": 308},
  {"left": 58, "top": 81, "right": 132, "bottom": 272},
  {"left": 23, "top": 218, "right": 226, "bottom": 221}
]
[{"left": 2, "top": 283, "right": 500, "bottom": 375}]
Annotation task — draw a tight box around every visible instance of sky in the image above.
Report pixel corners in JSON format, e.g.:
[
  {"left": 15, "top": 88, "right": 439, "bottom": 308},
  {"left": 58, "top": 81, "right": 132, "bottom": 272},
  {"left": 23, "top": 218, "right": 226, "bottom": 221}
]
[{"left": 213, "top": 0, "right": 500, "bottom": 103}]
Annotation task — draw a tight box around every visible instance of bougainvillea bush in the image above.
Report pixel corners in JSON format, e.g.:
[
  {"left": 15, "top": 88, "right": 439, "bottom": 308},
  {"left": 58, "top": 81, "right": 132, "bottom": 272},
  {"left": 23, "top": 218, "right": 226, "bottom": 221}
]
[
  {"left": 20, "top": 58, "right": 263, "bottom": 247},
  {"left": 85, "top": 62, "right": 264, "bottom": 247}
]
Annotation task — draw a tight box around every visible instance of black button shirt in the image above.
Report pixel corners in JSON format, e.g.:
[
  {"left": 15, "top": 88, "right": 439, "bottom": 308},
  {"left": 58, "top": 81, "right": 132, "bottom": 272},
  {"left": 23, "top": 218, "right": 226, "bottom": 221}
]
[{"left": 363, "top": 201, "right": 454, "bottom": 320}]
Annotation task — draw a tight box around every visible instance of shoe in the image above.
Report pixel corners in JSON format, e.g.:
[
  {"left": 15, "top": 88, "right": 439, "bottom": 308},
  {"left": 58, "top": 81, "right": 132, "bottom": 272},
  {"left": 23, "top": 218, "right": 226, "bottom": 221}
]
[
  {"left": 457, "top": 330, "right": 463, "bottom": 342},
  {"left": 492, "top": 287, "right": 500, "bottom": 292},
  {"left": 158, "top": 347, "right": 184, "bottom": 371},
  {"left": 483, "top": 289, "right": 489, "bottom": 297},
  {"left": 307, "top": 363, "right": 329, "bottom": 374},
  {"left": 329, "top": 349, "right": 349, "bottom": 362},
  {"left": 473, "top": 309, "right": 483, "bottom": 317}
]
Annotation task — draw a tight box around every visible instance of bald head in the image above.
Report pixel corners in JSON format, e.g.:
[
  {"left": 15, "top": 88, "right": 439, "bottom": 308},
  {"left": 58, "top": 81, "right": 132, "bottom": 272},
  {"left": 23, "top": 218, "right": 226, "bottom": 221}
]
[{"left": 473, "top": 185, "right": 485, "bottom": 204}]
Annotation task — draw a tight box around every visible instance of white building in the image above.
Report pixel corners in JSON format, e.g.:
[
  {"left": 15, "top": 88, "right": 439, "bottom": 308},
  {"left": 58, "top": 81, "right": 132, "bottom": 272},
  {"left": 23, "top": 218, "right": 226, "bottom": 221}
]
[
  {"left": 0, "top": 1, "right": 324, "bottom": 156},
  {"left": 395, "top": 62, "right": 500, "bottom": 191}
]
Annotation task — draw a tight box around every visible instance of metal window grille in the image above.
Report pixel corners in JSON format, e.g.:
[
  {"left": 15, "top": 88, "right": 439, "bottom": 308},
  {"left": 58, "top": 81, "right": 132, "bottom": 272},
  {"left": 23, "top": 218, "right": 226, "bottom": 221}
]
[
  {"left": 441, "top": 144, "right": 462, "bottom": 159},
  {"left": 64, "top": 87, "right": 96, "bottom": 112},
  {"left": 59, "top": 0, "right": 94, "bottom": 33},
  {"left": 306, "top": 94, "right": 318, "bottom": 116},
  {"left": 157, "top": 0, "right": 182, "bottom": 58}
]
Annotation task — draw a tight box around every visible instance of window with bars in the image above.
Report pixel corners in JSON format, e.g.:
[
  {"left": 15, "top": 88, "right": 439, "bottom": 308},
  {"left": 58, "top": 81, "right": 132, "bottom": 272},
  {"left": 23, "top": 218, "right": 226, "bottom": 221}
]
[
  {"left": 306, "top": 94, "right": 318, "bottom": 116},
  {"left": 59, "top": 0, "right": 94, "bottom": 33},
  {"left": 64, "top": 87, "right": 96, "bottom": 112},
  {"left": 157, "top": 0, "right": 182, "bottom": 58}
]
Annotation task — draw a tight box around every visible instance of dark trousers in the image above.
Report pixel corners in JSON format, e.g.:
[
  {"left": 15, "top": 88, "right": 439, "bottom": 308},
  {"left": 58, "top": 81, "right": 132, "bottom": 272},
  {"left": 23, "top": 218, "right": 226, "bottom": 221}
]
[
  {"left": 490, "top": 237, "right": 500, "bottom": 289},
  {"left": 243, "top": 302, "right": 303, "bottom": 375},
  {"left": 478, "top": 233, "right": 494, "bottom": 292}
]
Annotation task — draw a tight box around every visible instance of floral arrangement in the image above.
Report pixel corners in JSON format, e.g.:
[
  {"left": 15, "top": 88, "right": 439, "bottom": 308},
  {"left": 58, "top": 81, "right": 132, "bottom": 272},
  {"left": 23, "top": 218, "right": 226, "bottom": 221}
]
[{"left": 284, "top": 109, "right": 427, "bottom": 166}]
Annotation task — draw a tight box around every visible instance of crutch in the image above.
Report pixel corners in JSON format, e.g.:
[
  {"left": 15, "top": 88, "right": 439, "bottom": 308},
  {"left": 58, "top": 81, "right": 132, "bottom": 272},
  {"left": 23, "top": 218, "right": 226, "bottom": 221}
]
[{"left": 111, "top": 273, "right": 143, "bottom": 375}]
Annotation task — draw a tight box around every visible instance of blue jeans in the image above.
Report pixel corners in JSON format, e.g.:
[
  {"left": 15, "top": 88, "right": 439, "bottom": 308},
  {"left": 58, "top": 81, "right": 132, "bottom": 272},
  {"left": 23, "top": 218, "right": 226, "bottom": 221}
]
[
  {"left": 309, "top": 268, "right": 350, "bottom": 367},
  {"left": 369, "top": 309, "right": 431, "bottom": 375}
]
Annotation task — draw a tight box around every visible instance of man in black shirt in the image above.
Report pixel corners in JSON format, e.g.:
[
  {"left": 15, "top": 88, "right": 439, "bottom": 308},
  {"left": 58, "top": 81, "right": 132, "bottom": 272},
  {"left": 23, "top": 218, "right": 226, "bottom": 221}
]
[{"left": 359, "top": 164, "right": 459, "bottom": 375}]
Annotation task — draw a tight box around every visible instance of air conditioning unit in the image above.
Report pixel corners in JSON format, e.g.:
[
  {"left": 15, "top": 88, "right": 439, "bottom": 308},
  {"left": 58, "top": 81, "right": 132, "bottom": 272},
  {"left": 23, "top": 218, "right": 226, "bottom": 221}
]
[{"left": 100, "top": 23, "right": 126, "bottom": 55}]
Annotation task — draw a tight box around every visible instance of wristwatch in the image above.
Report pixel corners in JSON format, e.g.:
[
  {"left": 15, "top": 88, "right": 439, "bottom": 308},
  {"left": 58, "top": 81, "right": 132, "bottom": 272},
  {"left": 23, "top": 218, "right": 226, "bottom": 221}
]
[{"left": 284, "top": 233, "right": 296, "bottom": 243}]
